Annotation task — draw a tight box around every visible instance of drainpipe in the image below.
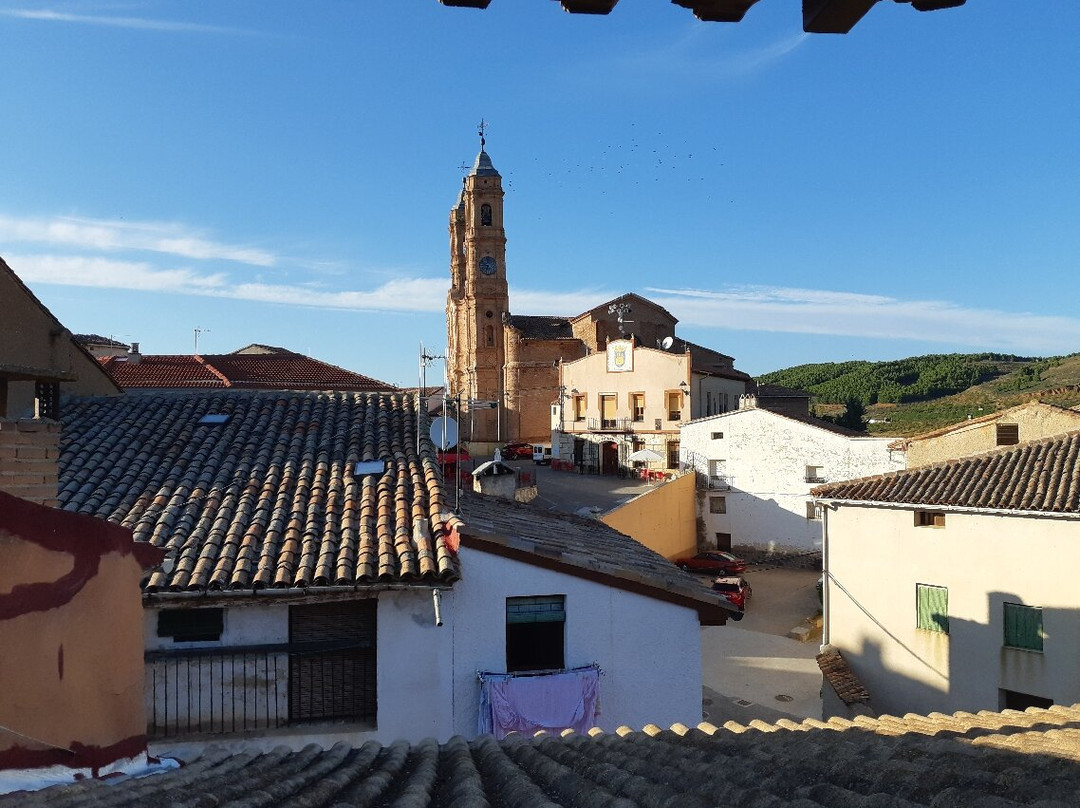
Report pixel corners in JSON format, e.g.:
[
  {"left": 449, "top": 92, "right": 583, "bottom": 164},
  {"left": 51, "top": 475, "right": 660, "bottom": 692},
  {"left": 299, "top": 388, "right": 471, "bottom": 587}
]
[{"left": 820, "top": 502, "right": 831, "bottom": 651}]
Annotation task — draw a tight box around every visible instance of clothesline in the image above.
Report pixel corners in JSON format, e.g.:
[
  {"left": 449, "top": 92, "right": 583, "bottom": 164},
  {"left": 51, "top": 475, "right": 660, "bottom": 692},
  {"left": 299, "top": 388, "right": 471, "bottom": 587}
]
[
  {"left": 476, "top": 663, "right": 602, "bottom": 682},
  {"left": 477, "top": 664, "right": 603, "bottom": 738}
]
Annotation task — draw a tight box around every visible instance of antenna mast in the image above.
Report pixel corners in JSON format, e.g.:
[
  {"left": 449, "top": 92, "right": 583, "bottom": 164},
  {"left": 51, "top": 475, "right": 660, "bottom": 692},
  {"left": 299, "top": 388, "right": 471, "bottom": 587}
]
[{"left": 194, "top": 327, "right": 210, "bottom": 354}]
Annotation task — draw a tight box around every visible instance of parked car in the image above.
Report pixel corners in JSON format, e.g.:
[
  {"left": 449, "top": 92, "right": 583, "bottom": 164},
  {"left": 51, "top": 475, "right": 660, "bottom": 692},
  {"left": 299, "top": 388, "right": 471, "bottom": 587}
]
[
  {"left": 499, "top": 442, "right": 532, "bottom": 460},
  {"left": 532, "top": 445, "right": 552, "bottom": 465},
  {"left": 712, "top": 575, "right": 752, "bottom": 611},
  {"left": 674, "top": 551, "right": 747, "bottom": 575}
]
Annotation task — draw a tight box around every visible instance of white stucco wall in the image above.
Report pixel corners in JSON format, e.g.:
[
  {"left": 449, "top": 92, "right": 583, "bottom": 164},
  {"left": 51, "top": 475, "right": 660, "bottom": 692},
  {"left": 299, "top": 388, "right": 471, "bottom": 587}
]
[
  {"left": 681, "top": 409, "right": 903, "bottom": 553},
  {"left": 144, "top": 592, "right": 453, "bottom": 752},
  {"left": 448, "top": 546, "right": 704, "bottom": 737},
  {"left": 825, "top": 505, "right": 1080, "bottom": 717},
  {"left": 145, "top": 550, "right": 705, "bottom": 752}
]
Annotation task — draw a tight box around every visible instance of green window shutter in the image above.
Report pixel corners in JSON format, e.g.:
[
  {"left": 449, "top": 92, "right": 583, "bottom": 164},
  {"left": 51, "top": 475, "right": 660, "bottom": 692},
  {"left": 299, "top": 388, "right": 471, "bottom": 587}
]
[
  {"left": 1004, "top": 603, "right": 1044, "bottom": 651},
  {"left": 916, "top": 584, "right": 949, "bottom": 634},
  {"left": 507, "top": 596, "right": 566, "bottom": 625}
]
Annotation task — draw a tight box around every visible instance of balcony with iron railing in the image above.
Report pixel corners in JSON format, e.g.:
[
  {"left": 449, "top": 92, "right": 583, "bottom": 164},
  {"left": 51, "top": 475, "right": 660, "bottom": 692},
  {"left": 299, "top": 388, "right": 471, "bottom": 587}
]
[
  {"left": 145, "top": 639, "right": 375, "bottom": 738},
  {"left": 586, "top": 417, "right": 631, "bottom": 432},
  {"left": 696, "top": 472, "right": 734, "bottom": 491}
]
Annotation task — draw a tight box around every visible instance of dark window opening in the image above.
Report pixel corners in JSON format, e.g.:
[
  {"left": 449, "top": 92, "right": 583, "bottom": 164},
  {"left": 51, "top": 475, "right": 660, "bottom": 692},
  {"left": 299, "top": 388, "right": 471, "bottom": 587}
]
[
  {"left": 289, "top": 600, "right": 377, "bottom": 723},
  {"left": 481, "top": 203, "right": 492, "bottom": 226},
  {"left": 996, "top": 423, "right": 1019, "bottom": 446},
  {"left": 715, "top": 532, "right": 732, "bottom": 550},
  {"left": 506, "top": 596, "right": 565, "bottom": 672},
  {"left": 486, "top": 325, "right": 495, "bottom": 346},
  {"left": 666, "top": 440, "right": 680, "bottom": 470},
  {"left": 915, "top": 510, "right": 946, "bottom": 528},
  {"left": 157, "top": 608, "right": 224, "bottom": 642},
  {"left": 666, "top": 391, "right": 682, "bottom": 421},
  {"left": 1001, "top": 689, "right": 1052, "bottom": 711}
]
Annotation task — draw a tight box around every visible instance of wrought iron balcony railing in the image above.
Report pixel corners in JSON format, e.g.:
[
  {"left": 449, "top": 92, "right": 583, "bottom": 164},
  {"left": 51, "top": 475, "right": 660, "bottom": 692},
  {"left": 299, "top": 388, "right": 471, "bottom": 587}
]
[{"left": 145, "top": 639, "right": 375, "bottom": 738}]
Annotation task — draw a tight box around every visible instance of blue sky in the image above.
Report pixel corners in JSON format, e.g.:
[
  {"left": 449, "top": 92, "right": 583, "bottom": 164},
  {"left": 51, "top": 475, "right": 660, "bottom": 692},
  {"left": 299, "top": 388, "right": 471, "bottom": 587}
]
[{"left": 2, "top": 1, "right": 1077, "bottom": 387}]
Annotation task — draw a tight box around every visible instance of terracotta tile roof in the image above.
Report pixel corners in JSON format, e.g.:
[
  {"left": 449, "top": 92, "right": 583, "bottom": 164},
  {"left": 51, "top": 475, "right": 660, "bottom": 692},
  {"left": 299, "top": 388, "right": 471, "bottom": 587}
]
[
  {"left": 457, "top": 492, "right": 734, "bottom": 625},
  {"left": 98, "top": 353, "right": 398, "bottom": 392},
  {"left": 10, "top": 704, "right": 1080, "bottom": 806},
  {"left": 99, "top": 355, "right": 224, "bottom": 388},
  {"left": 508, "top": 314, "right": 576, "bottom": 340},
  {"left": 814, "top": 430, "right": 1080, "bottom": 514},
  {"left": 817, "top": 647, "right": 871, "bottom": 705},
  {"left": 58, "top": 391, "right": 460, "bottom": 593}
]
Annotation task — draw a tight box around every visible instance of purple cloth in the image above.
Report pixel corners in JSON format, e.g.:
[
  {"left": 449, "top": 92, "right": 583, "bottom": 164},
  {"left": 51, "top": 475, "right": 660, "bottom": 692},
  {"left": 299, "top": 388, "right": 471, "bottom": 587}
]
[{"left": 485, "top": 668, "right": 600, "bottom": 739}]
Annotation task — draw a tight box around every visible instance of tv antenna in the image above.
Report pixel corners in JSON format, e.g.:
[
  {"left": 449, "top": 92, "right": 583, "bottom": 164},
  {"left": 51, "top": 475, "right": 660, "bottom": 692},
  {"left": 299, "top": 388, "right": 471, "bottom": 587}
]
[
  {"left": 607, "top": 302, "right": 634, "bottom": 336},
  {"left": 419, "top": 342, "right": 447, "bottom": 454},
  {"left": 194, "top": 327, "right": 210, "bottom": 354},
  {"left": 660, "top": 336, "right": 674, "bottom": 350}
]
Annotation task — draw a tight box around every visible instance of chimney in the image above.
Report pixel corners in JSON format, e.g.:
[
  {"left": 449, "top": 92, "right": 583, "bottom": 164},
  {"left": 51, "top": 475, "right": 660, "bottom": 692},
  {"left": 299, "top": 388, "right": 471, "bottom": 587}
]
[{"left": 128, "top": 342, "right": 141, "bottom": 364}]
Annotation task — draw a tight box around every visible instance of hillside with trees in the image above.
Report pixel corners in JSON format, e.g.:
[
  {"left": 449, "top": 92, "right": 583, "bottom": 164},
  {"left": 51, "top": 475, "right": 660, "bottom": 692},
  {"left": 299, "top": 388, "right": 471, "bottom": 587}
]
[{"left": 758, "top": 353, "right": 1080, "bottom": 437}]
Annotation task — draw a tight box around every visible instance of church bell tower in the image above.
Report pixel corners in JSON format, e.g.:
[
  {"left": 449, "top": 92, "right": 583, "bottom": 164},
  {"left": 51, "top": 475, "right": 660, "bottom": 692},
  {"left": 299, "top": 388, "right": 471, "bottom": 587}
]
[{"left": 446, "top": 122, "right": 510, "bottom": 446}]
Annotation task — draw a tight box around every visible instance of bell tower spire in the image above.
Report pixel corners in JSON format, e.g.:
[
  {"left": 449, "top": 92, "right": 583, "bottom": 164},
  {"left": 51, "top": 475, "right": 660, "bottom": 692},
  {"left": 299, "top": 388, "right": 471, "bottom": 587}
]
[{"left": 446, "top": 123, "right": 510, "bottom": 448}]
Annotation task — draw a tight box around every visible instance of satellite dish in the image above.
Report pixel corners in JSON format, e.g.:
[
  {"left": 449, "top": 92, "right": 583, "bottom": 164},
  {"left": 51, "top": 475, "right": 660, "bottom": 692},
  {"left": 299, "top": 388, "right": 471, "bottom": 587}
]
[
  {"left": 430, "top": 417, "right": 459, "bottom": 450},
  {"left": 661, "top": 336, "right": 674, "bottom": 350}
]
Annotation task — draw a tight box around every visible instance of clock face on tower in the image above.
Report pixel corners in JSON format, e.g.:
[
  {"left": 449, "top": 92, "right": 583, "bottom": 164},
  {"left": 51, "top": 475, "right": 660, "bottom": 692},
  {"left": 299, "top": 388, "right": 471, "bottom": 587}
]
[{"left": 479, "top": 256, "right": 497, "bottom": 276}]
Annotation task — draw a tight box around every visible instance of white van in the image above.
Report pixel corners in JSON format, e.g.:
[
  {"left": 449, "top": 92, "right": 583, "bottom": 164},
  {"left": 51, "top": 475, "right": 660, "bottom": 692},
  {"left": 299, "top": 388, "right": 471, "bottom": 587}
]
[{"left": 532, "top": 445, "right": 552, "bottom": 465}]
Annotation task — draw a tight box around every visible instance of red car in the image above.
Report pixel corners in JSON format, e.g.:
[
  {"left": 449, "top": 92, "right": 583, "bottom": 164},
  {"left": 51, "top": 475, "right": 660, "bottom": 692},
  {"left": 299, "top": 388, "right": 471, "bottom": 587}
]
[
  {"left": 499, "top": 442, "right": 533, "bottom": 460},
  {"left": 674, "top": 551, "right": 747, "bottom": 575},
  {"left": 712, "top": 576, "right": 752, "bottom": 611}
]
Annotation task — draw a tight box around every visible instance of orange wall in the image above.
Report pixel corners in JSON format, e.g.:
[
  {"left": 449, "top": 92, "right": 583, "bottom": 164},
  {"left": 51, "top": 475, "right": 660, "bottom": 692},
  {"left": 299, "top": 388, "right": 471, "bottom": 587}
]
[
  {"left": 0, "top": 491, "right": 160, "bottom": 772},
  {"left": 601, "top": 472, "right": 697, "bottom": 560}
]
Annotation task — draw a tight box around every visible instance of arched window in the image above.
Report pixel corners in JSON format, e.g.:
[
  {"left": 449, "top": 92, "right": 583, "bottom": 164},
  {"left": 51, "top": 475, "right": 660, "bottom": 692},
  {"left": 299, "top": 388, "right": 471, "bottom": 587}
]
[
  {"left": 486, "top": 325, "right": 495, "bottom": 346},
  {"left": 481, "top": 204, "right": 492, "bottom": 226}
]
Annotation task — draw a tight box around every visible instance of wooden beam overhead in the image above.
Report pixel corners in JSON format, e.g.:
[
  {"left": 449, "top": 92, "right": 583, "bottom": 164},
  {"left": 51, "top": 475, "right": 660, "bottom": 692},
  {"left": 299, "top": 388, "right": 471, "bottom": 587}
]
[
  {"left": 803, "top": 0, "right": 877, "bottom": 33},
  {"left": 559, "top": 0, "right": 620, "bottom": 13},
  {"left": 438, "top": 0, "right": 967, "bottom": 31},
  {"left": 672, "top": 0, "right": 763, "bottom": 23}
]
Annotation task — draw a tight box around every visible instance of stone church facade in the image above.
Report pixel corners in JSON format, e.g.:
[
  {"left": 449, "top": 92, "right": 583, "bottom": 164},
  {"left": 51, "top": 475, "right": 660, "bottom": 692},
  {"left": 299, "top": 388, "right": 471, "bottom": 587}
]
[{"left": 446, "top": 143, "right": 750, "bottom": 452}]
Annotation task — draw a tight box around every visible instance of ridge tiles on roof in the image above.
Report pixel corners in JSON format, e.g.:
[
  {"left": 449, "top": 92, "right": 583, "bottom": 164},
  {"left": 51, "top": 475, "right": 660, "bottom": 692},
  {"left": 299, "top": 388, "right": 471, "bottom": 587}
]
[
  {"left": 814, "top": 429, "right": 1080, "bottom": 514},
  {"left": 10, "top": 703, "right": 1080, "bottom": 806},
  {"left": 58, "top": 390, "right": 459, "bottom": 594}
]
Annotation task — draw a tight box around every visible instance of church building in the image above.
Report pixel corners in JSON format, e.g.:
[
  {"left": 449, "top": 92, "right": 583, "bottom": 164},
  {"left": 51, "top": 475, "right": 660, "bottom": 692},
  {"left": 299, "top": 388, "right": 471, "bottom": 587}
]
[{"left": 446, "top": 136, "right": 751, "bottom": 454}]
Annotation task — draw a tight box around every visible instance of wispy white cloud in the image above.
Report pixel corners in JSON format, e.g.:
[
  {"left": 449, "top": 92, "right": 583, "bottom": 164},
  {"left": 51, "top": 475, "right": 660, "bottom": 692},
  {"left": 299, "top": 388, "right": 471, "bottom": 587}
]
[
  {"left": 0, "top": 8, "right": 258, "bottom": 35},
  {"left": 0, "top": 215, "right": 276, "bottom": 266},
  {"left": 9, "top": 254, "right": 229, "bottom": 292},
  {"left": 643, "top": 285, "right": 1080, "bottom": 355},
  {"left": 12, "top": 245, "right": 1079, "bottom": 355},
  {"left": 8, "top": 254, "right": 447, "bottom": 313},
  {"left": 611, "top": 27, "right": 810, "bottom": 81}
]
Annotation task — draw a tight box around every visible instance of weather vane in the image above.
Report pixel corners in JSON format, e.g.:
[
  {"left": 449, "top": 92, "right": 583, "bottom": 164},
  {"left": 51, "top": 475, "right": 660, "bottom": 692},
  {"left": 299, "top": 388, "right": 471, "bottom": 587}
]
[{"left": 477, "top": 118, "right": 487, "bottom": 149}]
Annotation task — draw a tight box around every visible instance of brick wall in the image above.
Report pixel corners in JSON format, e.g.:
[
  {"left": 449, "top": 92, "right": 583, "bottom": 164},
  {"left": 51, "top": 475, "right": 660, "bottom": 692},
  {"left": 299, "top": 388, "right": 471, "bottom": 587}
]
[{"left": 0, "top": 418, "right": 60, "bottom": 507}]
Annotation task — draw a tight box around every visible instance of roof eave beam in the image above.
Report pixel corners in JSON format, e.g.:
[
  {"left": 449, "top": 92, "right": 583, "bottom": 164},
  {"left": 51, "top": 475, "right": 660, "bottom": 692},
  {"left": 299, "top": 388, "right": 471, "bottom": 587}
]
[
  {"left": 672, "top": 0, "right": 762, "bottom": 23},
  {"left": 803, "top": 0, "right": 878, "bottom": 33},
  {"left": 559, "top": 0, "right": 619, "bottom": 13}
]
